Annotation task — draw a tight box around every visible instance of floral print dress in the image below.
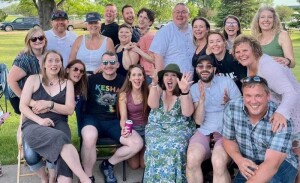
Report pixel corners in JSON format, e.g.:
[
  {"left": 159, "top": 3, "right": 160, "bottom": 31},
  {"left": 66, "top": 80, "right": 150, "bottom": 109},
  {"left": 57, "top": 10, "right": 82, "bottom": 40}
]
[{"left": 144, "top": 97, "right": 195, "bottom": 183}]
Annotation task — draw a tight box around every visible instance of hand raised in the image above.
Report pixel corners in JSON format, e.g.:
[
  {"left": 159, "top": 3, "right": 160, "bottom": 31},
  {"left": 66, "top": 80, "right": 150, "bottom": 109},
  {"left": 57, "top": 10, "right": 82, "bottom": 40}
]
[{"left": 177, "top": 72, "right": 193, "bottom": 93}]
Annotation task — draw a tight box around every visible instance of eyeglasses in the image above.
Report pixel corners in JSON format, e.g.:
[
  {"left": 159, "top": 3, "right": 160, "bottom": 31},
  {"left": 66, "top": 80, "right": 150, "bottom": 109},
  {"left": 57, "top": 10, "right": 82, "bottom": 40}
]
[
  {"left": 71, "top": 66, "right": 85, "bottom": 74},
  {"left": 196, "top": 64, "right": 213, "bottom": 70},
  {"left": 241, "top": 76, "right": 268, "bottom": 86},
  {"left": 102, "top": 60, "right": 116, "bottom": 65},
  {"left": 174, "top": 11, "right": 189, "bottom": 15},
  {"left": 225, "top": 22, "right": 238, "bottom": 26},
  {"left": 30, "top": 36, "right": 45, "bottom": 42}
]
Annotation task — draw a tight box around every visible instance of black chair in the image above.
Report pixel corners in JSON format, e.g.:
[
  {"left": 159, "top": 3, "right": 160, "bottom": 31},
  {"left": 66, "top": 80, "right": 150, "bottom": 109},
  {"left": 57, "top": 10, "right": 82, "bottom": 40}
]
[
  {"left": 96, "top": 138, "right": 126, "bottom": 181},
  {"left": 80, "top": 137, "right": 127, "bottom": 181},
  {"left": 0, "top": 64, "right": 9, "bottom": 112}
]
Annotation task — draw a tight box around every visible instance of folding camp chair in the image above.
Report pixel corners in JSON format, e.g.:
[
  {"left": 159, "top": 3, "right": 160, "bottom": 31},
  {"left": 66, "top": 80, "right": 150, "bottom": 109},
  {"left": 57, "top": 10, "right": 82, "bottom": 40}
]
[{"left": 0, "top": 64, "right": 9, "bottom": 112}]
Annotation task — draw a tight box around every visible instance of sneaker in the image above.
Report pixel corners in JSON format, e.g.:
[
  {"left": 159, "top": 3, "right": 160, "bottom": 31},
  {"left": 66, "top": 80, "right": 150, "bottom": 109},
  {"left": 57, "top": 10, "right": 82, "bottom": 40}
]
[
  {"left": 89, "top": 176, "right": 95, "bottom": 183},
  {"left": 99, "top": 161, "right": 117, "bottom": 183}
]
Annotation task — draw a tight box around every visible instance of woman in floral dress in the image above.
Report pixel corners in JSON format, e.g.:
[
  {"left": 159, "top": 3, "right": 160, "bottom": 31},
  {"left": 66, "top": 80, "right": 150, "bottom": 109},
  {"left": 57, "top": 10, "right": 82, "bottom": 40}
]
[{"left": 144, "top": 64, "right": 195, "bottom": 182}]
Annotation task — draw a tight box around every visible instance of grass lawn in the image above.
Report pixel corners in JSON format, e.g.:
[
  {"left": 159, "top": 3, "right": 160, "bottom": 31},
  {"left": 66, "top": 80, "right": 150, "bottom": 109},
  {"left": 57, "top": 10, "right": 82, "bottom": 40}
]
[{"left": 0, "top": 30, "right": 300, "bottom": 165}]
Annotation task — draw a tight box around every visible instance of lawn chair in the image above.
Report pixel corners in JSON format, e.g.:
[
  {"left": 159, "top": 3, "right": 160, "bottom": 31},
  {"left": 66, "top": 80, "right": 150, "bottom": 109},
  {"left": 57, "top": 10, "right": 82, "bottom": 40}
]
[{"left": 0, "top": 63, "right": 9, "bottom": 112}]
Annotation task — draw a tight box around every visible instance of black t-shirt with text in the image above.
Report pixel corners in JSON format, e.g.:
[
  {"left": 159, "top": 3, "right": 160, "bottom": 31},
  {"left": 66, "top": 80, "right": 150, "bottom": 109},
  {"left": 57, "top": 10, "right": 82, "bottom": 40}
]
[{"left": 85, "top": 73, "right": 125, "bottom": 120}]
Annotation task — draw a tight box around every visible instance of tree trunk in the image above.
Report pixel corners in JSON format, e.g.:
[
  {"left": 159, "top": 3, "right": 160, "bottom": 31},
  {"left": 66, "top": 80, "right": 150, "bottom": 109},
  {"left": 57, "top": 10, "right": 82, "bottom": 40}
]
[{"left": 37, "top": 0, "right": 56, "bottom": 30}]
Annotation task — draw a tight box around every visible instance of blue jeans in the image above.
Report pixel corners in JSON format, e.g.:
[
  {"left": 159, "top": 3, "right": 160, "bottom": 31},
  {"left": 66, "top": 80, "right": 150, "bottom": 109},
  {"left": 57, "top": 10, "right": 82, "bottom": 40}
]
[
  {"left": 23, "top": 140, "right": 55, "bottom": 171},
  {"left": 234, "top": 160, "right": 297, "bottom": 183}
]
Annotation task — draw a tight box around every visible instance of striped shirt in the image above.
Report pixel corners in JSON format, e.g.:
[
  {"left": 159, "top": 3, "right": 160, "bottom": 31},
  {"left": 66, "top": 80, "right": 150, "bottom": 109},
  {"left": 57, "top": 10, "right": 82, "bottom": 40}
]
[
  {"left": 223, "top": 97, "right": 298, "bottom": 169},
  {"left": 9, "top": 53, "right": 40, "bottom": 98}
]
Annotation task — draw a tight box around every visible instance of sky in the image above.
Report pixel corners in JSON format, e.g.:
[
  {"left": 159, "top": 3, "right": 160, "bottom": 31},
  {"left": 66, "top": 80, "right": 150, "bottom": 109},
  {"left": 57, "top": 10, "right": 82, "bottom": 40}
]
[{"left": 274, "top": 0, "right": 299, "bottom": 6}]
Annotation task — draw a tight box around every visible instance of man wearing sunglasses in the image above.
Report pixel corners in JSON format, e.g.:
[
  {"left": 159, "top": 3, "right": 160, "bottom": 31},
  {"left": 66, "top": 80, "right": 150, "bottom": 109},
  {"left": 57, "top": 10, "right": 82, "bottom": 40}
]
[
  {"left": 187, "top": 55, "right": 241, "bottom": 183},
  {"left": 45, "top": 10, "right": 77, "bottom": 68},
  {"left": 80, "top": 51, "right": 143, "bottom": 183},
  {"left": 223, "top": 76, "right": 298, "bottom": 183}
]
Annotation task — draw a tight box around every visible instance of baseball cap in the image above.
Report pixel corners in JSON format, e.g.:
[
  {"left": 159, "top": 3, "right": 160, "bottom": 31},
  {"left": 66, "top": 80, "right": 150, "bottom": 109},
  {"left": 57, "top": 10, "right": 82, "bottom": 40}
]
[
  {"left": 51, "top": 10, "right": 68, "bottom": 20},
  {"left": 195, "top": 55, "right": 215, "bottom": 67},
  {"left": 85, "top": 12, "right": 101, "bottom": 22}
]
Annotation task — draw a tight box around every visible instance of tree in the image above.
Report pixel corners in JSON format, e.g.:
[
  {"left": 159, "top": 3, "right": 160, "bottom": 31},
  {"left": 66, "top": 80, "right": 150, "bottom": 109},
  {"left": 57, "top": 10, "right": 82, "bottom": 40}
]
[
  {"left": 275, "top": 5, "right": 294, "bottom": 22},
  {"left": 215, "top": 0, "right": 259, "bottom": 28},
  {"left": 0, "top": 9, "right": 8, "bottom": 22}
]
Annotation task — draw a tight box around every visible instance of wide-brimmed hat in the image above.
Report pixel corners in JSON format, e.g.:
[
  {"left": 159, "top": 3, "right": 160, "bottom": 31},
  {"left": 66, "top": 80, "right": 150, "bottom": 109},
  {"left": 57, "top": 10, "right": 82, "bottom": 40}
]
[
  {"left": 51, "top": 10, "right": 68, "bottom": 20},
  {"left": 158, "top": 64, "right": 182, "bottom": 81},
  {"left": 194, "top": 55, "right": 215, "bottom": 67},
  {"left": 85, "top": 12, "right": 101, "bottom": 22}
]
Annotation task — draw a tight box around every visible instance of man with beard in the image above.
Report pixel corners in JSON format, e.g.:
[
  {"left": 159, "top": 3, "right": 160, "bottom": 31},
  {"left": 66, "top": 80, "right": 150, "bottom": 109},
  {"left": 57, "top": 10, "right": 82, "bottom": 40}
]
[
  {"left": 121, "top": 4, "right": 140, "bottom": 42},
  {"left": 101, "top": 3, "right": 119, "bottom": 46},
  {"left": 45, "top": 10, "right": 77, "bottom": 67},
  {"left": 223, "top": 76, "right": 298, "bottom": 183},
  {"left": 186, "top": 55, "right": 241, "bottom": 183}
]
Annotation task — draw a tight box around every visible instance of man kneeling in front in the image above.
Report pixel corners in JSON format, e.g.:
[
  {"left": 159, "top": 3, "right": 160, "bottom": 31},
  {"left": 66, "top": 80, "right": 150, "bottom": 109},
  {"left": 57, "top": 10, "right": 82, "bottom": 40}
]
[{"left": 223, "top": 76, "right": 298, "bottom": 183}]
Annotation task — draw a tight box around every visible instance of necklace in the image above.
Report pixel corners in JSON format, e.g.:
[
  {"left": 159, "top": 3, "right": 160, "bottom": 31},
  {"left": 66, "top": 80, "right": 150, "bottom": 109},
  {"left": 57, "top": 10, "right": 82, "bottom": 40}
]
[{"left": 49, "top": 79, "right": 59, "bottom": 86}]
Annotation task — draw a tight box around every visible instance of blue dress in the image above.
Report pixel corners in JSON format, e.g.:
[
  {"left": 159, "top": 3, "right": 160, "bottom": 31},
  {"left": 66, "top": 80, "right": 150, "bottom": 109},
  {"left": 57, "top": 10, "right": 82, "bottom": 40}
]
[{"left": 144, "top": 97, "right": 195, "bottom": 182}]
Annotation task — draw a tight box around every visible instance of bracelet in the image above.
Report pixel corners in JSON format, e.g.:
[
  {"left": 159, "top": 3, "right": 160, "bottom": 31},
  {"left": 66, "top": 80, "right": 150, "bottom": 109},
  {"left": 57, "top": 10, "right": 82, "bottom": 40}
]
[
  {"left": 181, "top": 90, "right": 190, "bottom": 95},
  {"left": 285, "top": 57, "right": 291, "bottom": 67},
  {"left": 49, "top": 101, "right": 54, "bottom": 110},
  {"left": 151, "top": 83, "right": 158, "bottom": 87}
]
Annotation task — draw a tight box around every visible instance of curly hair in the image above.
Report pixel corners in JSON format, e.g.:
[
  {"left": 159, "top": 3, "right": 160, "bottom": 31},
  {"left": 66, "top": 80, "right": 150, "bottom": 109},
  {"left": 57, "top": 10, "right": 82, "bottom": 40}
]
[
  {"left": 251, "top": 6, "right": 282, "bottom": 41},
  {"left": 233, "top": 34, "right": 263, "bottom": 60}
]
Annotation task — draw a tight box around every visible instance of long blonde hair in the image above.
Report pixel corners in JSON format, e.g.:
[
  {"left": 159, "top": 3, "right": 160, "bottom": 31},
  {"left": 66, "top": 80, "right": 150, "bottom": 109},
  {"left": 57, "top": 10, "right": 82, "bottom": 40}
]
[
  {"left": 24, "top": 27, "right": 47, "bottom": 55},
  {"left": 251, "top": 6, "right": 282, "bottom": 41}
]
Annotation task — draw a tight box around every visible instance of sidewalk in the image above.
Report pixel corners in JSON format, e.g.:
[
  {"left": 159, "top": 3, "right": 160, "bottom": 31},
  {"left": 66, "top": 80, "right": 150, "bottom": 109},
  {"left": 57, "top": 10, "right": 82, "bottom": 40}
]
[{"left": 0, "top": 161, "right": 144, "bottom": 183}]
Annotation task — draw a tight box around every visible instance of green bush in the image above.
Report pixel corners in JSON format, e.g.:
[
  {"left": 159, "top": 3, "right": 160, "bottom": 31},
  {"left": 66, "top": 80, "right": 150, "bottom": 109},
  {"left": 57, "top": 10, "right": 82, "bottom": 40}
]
[{"left": 0, "top": 9, "right": 8, "bottom": 22}]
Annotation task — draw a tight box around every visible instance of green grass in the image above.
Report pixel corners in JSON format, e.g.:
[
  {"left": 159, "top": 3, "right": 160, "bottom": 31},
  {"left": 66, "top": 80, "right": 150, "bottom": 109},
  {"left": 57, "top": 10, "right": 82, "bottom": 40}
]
[{"left": 0, "top": 30, "right": 299, "bottom": 165}]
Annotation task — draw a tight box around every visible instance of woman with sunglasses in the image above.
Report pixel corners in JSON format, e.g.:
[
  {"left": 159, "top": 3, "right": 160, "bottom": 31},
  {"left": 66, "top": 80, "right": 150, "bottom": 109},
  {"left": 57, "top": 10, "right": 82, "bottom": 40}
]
[
  {"left": 118, "top": 64, "right": 149, "bottom": 169},
  {"left": 251, "top": 6, "right": 295, "bottom": 68},
  {"left": 65, "top": 59, "right": 88, "bottom": 136},
  {"left": 233, "top": 35, "right": 300, "bottom": 180},
  {"left": 69, "top": 12, "right": 114, "bottom": 74},
  {"left": 115, "top": 24, "right": 140, "bottom": 77},
  {"left": 207, "top": 31, "right": 246, "bottom": 91},
  {"left": 20, "top": 50, "right": 91, "bottom": 183},
  {"left": 8, "top": 27, "right": 47, "bottom": 115},
  {"left": 6, "top": 27, "right": 55, "bottom": 182}
]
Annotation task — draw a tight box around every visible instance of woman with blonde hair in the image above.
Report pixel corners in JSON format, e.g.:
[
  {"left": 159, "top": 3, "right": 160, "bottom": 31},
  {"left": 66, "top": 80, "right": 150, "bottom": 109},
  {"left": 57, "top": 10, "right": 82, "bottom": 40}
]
[{"left": 251, "top": 6, "right": 295, "bottom": 68}]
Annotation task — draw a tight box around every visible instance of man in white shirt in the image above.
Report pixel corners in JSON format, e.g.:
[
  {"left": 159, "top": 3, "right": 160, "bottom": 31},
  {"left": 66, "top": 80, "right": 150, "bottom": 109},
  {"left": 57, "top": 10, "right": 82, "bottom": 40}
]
[{"left": 45, "top": 10, "right": 77, "bottom": 67}]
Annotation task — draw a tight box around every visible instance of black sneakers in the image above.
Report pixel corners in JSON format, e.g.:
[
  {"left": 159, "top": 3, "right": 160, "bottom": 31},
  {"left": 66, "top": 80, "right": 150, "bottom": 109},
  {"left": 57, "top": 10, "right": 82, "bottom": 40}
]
[{"left": 99, "top": 160, "right": 117, "bottom": 183}]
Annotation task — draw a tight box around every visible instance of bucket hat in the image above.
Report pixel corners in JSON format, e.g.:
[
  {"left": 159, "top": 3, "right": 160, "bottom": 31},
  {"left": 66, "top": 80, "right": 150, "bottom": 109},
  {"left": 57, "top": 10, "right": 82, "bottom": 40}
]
[{"left": 158, "top": 64, "right": 182, "bottom": 81}]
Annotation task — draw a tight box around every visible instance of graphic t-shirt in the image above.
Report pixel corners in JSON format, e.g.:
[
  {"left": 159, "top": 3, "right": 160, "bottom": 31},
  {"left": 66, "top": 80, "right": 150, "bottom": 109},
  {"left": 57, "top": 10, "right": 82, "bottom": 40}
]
[{"left": 85, "top": 73, "right": 125, "bottom": 120}]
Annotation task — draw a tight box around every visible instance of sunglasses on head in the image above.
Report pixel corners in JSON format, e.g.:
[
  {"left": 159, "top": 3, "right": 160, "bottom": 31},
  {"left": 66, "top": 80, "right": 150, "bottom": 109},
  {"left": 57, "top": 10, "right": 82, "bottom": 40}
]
[
  {"left": 30, "top": 36, "right": 45, "bottom": 42},
  {"left": 71, "top": 66, "right": 85, "bottom": 74},
  {"left": 102, "top": 60, "right": 116, "bottom": 65},
  {"left": 241, "top": 76, "right": 268, "bottom": 86}
]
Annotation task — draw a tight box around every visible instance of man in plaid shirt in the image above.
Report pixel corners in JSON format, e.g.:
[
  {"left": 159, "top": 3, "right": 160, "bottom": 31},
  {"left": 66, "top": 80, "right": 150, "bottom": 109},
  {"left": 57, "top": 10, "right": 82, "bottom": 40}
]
[{"left": 223, "top": 76, "right": 298, "bottom": 183}]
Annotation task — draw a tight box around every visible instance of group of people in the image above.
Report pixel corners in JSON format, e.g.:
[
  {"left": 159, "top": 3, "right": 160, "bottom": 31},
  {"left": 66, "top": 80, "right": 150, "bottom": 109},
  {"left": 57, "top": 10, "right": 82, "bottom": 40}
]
[{"left": 4, "top": 2, "right": 300, "bottom": 183}]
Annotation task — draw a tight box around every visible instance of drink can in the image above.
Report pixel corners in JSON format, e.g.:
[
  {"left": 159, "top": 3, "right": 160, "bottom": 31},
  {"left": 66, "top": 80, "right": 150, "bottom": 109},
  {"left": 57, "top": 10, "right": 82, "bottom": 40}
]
[{"left": 125, "top": 120, "right": 133, "bottom": 133}]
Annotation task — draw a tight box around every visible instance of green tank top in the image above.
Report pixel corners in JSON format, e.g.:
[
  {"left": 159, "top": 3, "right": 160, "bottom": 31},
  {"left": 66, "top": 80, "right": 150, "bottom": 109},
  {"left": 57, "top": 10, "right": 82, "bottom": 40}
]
[{"left": 261, "top": 33, "right": 284, "bottom": 57}]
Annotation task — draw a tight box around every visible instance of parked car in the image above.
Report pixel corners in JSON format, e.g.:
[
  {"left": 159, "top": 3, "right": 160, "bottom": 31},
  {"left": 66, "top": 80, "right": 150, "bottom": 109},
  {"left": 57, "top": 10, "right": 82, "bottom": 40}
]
[
  {"left": 0, "top": 17, "right": 40, "bottom": 31},
  {"left": 67, "top": 15, "right": 87, "bottom": 31},
  {"left": 154, "top": 20, "right": 172, "bottom": 30}
]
